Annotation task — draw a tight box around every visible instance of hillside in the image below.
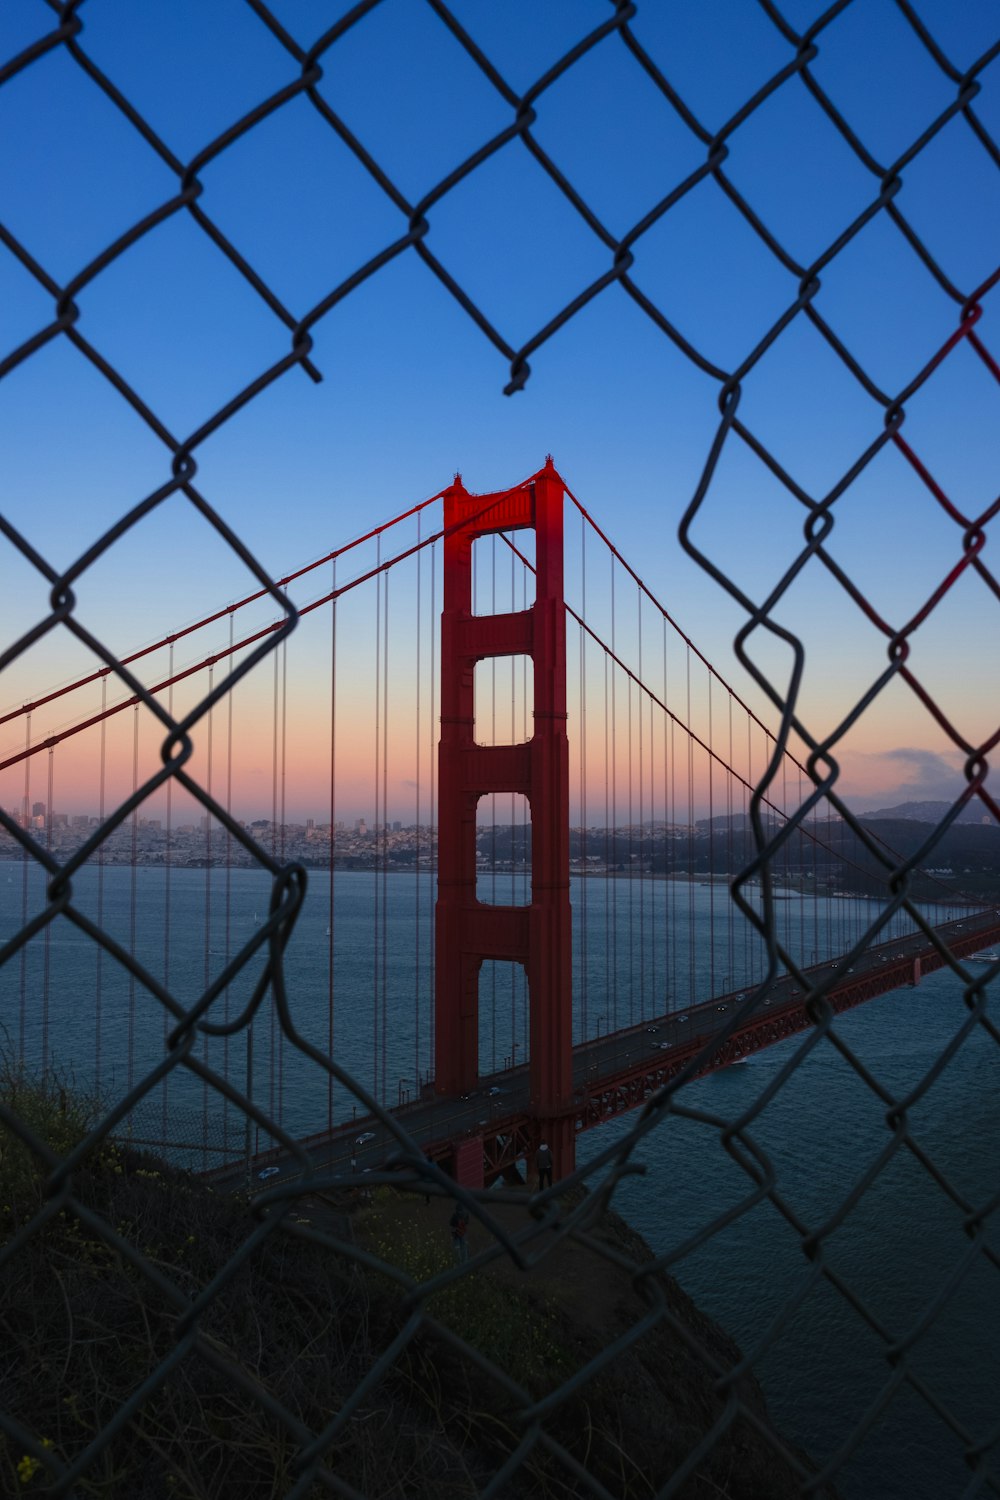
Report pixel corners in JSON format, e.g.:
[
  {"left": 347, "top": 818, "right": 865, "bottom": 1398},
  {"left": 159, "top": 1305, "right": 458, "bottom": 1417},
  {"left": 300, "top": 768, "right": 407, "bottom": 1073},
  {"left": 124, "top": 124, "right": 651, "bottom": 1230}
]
[
  {"left": 1, "top": 1073, "right": 838, "bottom": 1498},
  {"left": 859, "top": 799, "right": 991, "bottom": 825},
  {"left": 856, "top": 816, "right": 1000, "bottom": 899}
]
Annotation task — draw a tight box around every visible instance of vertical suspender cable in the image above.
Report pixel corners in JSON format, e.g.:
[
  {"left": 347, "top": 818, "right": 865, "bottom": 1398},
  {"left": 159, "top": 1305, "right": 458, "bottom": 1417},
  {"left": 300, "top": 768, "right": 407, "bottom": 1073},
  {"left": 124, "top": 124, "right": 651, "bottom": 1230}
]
[
  {"left": 490, "top": 535, "right": 497, "bottom": 1073},
  {"left": 828, "top": 798, "right": 836, "bottom": 960},
  {"left": 603, "top": 651, "right": 610, "bottom": 1038},
  {"left": 813, "top": 780, "right": 820, "bottom": 966},
  {"left": 328, "top": 557, "right": 337, "bottom": 1135},
  {"left": 637, "top": 588, "right": 645, "bottom": 1019},
  {"left": 662, "top": 617, "right": 669, "bottom": 1014},
  {"left": 742, "top": 713, "right": 751, "bottom": 984},
  {"left": 510, "top": 542, "right": 517, "bottom": 1059},
  {"left": 374, "top": 540, "right": 382, "bottom": 1104},
  {"left": 224, "top": 619, "right": 234, "bottom": 1155},
  {"left": 269, "top": 647, "right": 279, "bottom": 1125},
  {"left": 279, "top": 638, "right": 288, "bottom": 1126},
  {"left": 644, "top": 607, "right": 654, "bottom": 1014},
  {"left": 42, "top": 747, "right": 53, "bottom": 1072},
  {"left": 727, "top": 694, "right": 734, "bottom": 990},
  {"left": 162, "top": 650, "right": 173, "bottom": 1143},
  {"left": 20, "top": 714, "right": 31, "bottom": 1061},
  {"left": 782, "top": 745, "right": 793, "bottom": 961},
  {"left": 795, "top": 764, "right": 804, "bottom": 965},
  {"left": 610, "top": 555, "right": 618, "bottom": 1032},
  {"left": 129, "top": 705, "right": 139, "bottom": 1096},
  {"left": 429, "top": 540, "right": 436, "bottom": 1079},
  {"left": 414, "top": 523, "right": 421, "bottom": 1091},
  {"left": 638, "top": 585, "right": 644, "bottom": 1020},
  {"left": 708, "top": 676, "right": 715, "bottom": 999},
  {"left": 280, "top": 639, "right": 288, "bottom": 864},
  {"left": 686, "top": 647, "right": 695, "bottom": 1008},
  {"left": 97, "top": 695, "right": 106, "bottom": 1089},
  {"left": 670, "top": 717, "right": 678, "bottom": 1007},
  {"left": 271, "top": 650, "right": 279, "bottom": 861},
  {"left": 203, "top": 667, "right": 214, "bottom": 1168},
  {"left": 579, "top": 509, "right": 587, "bottom": 1042},
  {"left": 649, "top": 664, "right": 656, "bottom": 1004},
  {"left": 381, "top": 570, "right": 390, "bottom": 1108},
  {"left": 627, "top": 676, "right": 634, "bottom": 1026}
]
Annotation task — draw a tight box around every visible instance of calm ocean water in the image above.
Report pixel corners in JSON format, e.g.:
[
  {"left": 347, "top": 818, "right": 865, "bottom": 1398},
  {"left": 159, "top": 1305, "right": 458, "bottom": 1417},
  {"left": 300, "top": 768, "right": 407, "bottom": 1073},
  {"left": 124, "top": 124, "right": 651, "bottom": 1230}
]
[{"left": 2, "top": 863, "right": 994, "bottom": 1498}]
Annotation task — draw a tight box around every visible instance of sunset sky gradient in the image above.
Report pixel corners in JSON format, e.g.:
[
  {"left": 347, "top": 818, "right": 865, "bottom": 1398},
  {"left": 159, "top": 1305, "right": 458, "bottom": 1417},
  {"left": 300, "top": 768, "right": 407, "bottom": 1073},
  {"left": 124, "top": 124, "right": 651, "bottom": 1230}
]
[{"left": 2, "top": 0, "right": 998, "bottom": 826}]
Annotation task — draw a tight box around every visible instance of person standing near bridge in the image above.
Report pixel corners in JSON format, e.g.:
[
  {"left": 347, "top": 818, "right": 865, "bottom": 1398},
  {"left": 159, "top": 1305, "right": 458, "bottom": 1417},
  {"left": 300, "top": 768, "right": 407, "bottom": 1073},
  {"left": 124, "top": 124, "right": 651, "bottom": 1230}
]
[
  {"left": 450, "top": 1204, "right": 470, "bottom": 1263},
  {"left": 536, "top": 1141, "right": 554, "bottom": 1192}
]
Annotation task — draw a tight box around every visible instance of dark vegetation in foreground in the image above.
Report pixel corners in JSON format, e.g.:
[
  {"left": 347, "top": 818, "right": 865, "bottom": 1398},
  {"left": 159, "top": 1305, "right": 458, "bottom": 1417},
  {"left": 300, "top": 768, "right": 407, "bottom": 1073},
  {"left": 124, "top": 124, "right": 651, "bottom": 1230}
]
[{"left": 1, "top": 1069, "right": 837, "bottom": 1499}]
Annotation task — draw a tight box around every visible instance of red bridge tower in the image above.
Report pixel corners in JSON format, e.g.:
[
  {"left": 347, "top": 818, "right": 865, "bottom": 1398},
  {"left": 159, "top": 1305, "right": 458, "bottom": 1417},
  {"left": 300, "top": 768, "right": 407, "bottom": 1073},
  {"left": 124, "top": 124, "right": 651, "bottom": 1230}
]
[{"left": 434, "top": 459, "right": 575, "bottom": 1178}]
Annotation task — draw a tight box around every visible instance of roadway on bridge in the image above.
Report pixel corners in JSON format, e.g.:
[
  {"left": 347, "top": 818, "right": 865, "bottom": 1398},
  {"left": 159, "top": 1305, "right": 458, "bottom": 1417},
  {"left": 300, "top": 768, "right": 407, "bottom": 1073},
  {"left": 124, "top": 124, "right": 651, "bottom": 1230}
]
[{"left": 220, "top": 909, "right": 999, "bottom": 1195}]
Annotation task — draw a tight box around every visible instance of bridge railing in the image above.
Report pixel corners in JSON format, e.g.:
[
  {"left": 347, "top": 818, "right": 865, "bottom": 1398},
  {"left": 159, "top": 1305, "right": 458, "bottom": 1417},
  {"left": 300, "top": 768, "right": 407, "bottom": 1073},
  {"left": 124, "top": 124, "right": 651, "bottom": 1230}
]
[{"left": 2, "top": 5, "right": 1000, "bottom": 1498}]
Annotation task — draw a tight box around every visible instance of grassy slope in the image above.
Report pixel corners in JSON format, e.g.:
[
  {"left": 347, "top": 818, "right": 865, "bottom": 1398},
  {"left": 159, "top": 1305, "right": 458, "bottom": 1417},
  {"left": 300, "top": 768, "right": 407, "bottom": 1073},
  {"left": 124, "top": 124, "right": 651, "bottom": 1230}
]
[{"left": 1, "top": 1074, "right": 837, "bottom": 1499}]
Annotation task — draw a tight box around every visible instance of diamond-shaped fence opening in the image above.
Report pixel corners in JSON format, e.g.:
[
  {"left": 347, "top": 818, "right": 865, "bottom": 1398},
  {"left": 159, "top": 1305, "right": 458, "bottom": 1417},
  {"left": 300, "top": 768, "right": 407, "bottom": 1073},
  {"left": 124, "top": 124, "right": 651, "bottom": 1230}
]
[
  {"left": 811, "top": 3, "right": 961, "bottom": 165},
  {"left": 529, "top": 34, "right": 708, "bottom": 235},
  {"left": 311, "top": 0, "right": 519, "bottom": 200},
  {"left": 197, "top": 93, "right": 408, "bottom": 312},
  {"left": 897, "top": 333, "right": 1000, "bottom": 513},
  {"left": 3, "top": 3, "right": 1000, "bottom": 1497},
  {"left": 78, "top": 0, "right": 297, "bottom": 162},
  {"left": 721, "top": 77, "right": 884, "bottom": 271},
  {"left": 0, "top": 42, "right": 181, "bottom": 283},
  {"left": 423, "top": 137, "right": 618, "bottom": 347},
  {"left": 807, "top": 210, "right": 962, "bottom": 394},
  {"left": 630, "top": 174, "right": 799, "bottom": 371}
]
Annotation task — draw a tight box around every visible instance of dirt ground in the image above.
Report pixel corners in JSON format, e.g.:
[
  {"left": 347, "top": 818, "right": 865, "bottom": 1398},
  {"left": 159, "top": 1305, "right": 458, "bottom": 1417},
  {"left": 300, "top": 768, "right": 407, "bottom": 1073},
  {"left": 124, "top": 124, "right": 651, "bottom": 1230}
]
[
  {"left": 289, "top": 1179, "right": 838, "bottom": 1499},
  {"left": 295, "top": 1173, "right": 651, "bottom": 1348}
]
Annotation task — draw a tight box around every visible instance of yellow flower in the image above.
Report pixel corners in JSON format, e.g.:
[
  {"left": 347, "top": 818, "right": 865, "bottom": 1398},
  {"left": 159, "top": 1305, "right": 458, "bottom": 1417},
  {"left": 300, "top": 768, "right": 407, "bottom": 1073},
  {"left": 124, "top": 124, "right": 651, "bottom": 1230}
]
[{"left": 17, "top": 1440, "right": 52, "bottom": 1485}]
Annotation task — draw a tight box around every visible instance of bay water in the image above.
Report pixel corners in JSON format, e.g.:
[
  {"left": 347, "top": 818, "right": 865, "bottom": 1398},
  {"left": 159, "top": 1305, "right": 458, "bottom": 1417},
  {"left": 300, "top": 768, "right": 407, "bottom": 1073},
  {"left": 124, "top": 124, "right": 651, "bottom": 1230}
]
[{"left": 2, "top": 862, "right": 995, "bottom": 1498}]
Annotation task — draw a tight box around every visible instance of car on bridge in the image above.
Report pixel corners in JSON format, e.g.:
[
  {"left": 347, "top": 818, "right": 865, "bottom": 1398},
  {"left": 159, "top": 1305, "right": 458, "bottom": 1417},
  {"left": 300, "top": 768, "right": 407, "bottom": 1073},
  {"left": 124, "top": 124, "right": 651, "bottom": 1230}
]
[{"left": 355, "top": 1131, "right": 376, "bottom": 1147}]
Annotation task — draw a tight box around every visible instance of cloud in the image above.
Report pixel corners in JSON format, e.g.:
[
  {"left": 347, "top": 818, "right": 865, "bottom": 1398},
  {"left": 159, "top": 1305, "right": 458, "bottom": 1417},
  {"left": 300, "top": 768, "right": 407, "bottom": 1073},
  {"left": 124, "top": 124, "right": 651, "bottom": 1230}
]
[{"left": 844, "top": 746, "right": 967, "bottom": 810}]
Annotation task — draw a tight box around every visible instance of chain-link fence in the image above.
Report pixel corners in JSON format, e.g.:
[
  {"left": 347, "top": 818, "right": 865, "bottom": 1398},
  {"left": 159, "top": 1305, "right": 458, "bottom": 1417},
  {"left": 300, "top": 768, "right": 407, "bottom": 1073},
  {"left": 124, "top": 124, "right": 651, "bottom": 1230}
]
[{"left": 2, "top": 1, "right": 1000, "bottom": 1495}]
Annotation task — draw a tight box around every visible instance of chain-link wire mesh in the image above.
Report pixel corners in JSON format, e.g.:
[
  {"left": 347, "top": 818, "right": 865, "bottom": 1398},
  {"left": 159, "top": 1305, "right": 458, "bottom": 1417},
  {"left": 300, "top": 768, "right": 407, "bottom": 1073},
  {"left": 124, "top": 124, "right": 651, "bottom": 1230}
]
[{"left": 2, "top": 1, "right": 999, "bottom": 1494}]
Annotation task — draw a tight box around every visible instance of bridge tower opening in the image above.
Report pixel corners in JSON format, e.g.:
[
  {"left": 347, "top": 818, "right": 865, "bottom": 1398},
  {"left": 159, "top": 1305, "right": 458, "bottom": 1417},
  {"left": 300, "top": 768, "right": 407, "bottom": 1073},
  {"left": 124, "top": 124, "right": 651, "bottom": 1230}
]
[{"left": 434, "top": 458, "right": 575, "bottom": 1177}]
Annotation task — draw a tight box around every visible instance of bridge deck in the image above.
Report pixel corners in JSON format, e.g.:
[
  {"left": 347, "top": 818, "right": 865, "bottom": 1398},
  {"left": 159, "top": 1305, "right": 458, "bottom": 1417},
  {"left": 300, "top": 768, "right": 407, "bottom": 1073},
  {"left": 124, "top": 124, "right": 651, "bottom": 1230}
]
[{"left": 210, "top": 911, "right": 1000, "bottom": 1192}]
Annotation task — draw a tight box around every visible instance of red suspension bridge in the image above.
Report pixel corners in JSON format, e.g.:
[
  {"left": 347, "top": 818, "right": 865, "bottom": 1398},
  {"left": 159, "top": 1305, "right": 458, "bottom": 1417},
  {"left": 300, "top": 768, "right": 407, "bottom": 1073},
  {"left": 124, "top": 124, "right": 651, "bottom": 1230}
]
[{"left": 2, "top": 461, "right": 997, "bottom": 1186}]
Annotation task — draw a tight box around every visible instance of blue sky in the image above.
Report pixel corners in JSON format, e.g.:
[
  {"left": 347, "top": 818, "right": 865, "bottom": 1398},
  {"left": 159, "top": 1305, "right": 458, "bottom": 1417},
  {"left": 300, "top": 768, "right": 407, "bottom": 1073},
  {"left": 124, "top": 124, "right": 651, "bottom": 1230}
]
[{"left": 1, "top": 0, "right": 999, "bottom": 815}]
